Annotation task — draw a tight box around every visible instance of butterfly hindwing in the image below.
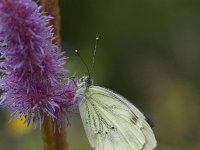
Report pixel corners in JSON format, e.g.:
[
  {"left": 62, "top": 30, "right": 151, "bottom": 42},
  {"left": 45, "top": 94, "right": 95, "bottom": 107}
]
[{"left": 78, "top": 85, "right": 157, "bottom": 150}]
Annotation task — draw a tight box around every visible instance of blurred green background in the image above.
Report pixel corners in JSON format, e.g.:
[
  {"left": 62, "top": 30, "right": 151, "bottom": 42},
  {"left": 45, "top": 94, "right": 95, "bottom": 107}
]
[{"left": 1, "top": 0, "right": 200, "bottom": 149}]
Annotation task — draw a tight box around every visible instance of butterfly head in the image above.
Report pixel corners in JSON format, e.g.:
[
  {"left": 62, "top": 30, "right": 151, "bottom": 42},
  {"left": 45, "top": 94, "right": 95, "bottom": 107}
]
[{"left": 77, "top": 75, "right": 93, "bottom": 88}]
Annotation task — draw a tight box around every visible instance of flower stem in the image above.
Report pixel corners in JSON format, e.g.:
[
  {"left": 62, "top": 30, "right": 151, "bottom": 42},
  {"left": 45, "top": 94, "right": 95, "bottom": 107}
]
[
  {"left": 42, "top": 116, "right": 68, "bottom": 150},
  {"left": 53, "top": 126, "right": 68, "bottom": 150},
  {"left": 40, "top": 0, "right": 68, "bottom": 150},
  {"left": 42, "top": 116, "right": 54, "bottom": 150},
  {"left": 40, "top": 0, "right": 61, "bottom": 45}
]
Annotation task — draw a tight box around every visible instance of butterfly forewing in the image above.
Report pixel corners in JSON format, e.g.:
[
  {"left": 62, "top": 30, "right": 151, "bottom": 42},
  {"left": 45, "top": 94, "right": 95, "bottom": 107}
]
[{"left": 78, "top": 85, "right": 157, "bottom": 150}]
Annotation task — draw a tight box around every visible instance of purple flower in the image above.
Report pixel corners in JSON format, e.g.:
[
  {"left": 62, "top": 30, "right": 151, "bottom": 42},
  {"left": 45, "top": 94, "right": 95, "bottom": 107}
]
[{"left": 0, "top": 0, "right": 76, "bottom": 129}]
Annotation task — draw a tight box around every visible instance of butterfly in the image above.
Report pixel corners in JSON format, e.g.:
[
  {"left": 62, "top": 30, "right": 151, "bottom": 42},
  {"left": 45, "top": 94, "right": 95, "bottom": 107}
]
[{"left": 75, "top": 75, "right": 157, "bottom": 150}]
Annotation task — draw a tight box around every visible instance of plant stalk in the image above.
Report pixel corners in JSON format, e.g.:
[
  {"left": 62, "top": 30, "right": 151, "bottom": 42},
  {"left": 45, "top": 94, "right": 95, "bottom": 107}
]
[
  {"left": 40, "top": 0, "right": 68, "bottom": 150},
  {"left": 40, "top": 0, "right": 61, "bottom": 45}
]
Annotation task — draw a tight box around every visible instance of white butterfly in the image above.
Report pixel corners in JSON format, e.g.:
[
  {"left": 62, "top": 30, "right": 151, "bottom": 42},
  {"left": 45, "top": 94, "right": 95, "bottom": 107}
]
[{"left": 76, "top": 75, "right": 157, "bottom": 150}]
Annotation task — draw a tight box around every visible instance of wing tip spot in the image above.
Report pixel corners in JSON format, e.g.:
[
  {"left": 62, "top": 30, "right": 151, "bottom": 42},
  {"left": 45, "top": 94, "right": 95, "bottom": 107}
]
[{"left": 131, "top": 115, "right": 138, "bottom": 124}]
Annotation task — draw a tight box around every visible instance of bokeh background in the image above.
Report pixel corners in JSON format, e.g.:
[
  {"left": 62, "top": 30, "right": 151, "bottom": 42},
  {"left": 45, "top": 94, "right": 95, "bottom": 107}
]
[{"left": 0, "top": 0, "right": 200, "bottom": 149}]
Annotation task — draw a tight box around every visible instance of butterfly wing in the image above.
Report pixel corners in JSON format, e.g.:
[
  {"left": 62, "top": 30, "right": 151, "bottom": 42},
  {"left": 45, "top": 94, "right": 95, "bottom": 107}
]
[{"left": 78, "top": 85, "right": 157, "bottom": 150}]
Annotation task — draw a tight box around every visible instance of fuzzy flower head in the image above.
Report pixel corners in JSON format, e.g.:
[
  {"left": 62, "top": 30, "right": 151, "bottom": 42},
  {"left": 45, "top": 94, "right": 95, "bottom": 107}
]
[{"left": 0, "top": 0, "right": 77, "bottom": 129}]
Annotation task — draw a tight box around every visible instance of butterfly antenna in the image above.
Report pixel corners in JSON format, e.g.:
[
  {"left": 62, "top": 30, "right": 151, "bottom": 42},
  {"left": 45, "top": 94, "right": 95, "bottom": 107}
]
[
  {"left": 75, "top": 50, "right": 91, "bottom": 77},
  {"left": 90, "top": 37, "right": 99, "bottom": 75}
]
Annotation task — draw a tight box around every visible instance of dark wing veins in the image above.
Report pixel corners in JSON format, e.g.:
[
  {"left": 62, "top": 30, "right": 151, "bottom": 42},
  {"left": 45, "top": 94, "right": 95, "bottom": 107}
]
[
  {"left": 89, "top": 92, "right": 138, "bottom": 125},
  {"left": 85, "top": 92, "right": 139, "bottom": 139},
  {"left": 85, "top": 97, "right": 112, "bottom": 135}
]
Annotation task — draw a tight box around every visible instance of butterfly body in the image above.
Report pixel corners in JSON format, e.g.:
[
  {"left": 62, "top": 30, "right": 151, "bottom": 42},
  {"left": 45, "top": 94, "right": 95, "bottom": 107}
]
[{"left": 76, "top": 76, "right": 157, "bottom": 150}]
